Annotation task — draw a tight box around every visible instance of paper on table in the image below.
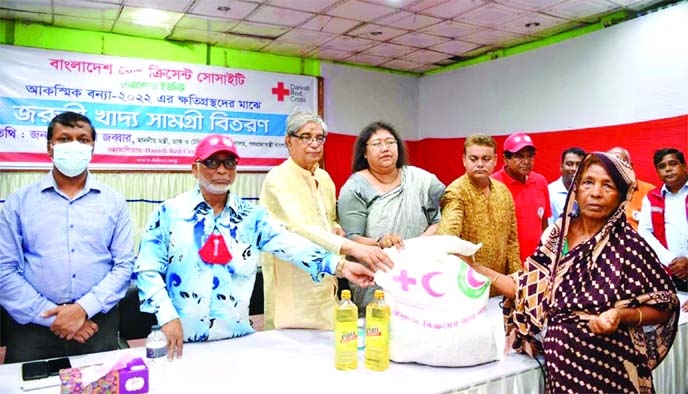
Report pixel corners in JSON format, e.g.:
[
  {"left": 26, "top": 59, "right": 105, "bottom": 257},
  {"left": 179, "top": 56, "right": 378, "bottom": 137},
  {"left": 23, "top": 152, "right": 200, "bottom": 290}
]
[{"left": 20, "top": 375, "right": 60, "bottom": 391}]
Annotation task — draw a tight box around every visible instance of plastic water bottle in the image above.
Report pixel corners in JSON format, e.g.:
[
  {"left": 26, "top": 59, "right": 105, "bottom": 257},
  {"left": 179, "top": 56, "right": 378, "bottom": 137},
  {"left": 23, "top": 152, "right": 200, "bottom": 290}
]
[
  {"left": 365, "top": 289, "right": 390, "bottom": 371},
  {"left": 357, "top": 317, "right": 366, "bottom": 351},
  {"left": 334, "top": 290, "right": 358, "bottom": 370},
  {"left": 145, "top": 325, "right": 168, "bottom": 391}
]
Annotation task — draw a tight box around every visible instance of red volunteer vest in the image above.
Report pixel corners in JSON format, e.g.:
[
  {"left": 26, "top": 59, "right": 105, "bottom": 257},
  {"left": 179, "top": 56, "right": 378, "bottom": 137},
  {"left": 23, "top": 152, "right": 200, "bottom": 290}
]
[{"left": 646, "top": 187, "right": 688, "bottom": 248}]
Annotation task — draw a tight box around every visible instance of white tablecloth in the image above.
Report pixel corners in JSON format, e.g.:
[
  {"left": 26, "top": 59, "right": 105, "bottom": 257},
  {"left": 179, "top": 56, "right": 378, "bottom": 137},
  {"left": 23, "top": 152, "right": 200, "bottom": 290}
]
[
  {"left": 1, "top": 295, "right": 685, "bottom": 394},
  {"left": 654, "top": 291, "right": 688, "bottom": 394}
]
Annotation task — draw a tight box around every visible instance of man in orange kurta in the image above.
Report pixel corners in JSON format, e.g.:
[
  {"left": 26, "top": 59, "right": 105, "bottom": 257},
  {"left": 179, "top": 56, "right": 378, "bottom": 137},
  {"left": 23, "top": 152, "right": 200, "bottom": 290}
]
[{"left": 436, "top": 134, "right": 521, "bottom": 297}]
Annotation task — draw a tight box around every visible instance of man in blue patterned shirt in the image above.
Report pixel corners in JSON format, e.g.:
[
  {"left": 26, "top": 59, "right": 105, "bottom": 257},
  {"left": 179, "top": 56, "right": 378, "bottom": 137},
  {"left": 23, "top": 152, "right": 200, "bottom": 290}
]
[{"left": 134, "top": 134, "right": 388, "bottom": 359}]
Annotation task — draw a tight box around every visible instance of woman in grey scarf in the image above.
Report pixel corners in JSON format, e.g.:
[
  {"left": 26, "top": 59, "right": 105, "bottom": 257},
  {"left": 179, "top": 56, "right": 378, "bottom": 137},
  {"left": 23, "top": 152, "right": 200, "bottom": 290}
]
[{"left": 337, "top": 121, "right": 445, "bottom": 313}]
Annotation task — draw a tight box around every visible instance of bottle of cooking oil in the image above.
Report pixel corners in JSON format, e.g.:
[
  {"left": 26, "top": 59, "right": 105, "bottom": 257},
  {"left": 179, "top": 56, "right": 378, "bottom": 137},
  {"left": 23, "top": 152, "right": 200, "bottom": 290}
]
[
  {"left": 334, "top": 289, "right": 358, "bottom": 370},
  {"left": 365, "top": 289, "right": 390, "bottom": 371}
]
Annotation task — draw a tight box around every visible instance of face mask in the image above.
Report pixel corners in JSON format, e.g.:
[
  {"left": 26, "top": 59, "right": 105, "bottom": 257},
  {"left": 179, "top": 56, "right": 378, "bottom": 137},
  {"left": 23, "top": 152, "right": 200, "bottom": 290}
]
[
  {"left": 52, "top": 141, "right": 92, "bottom": 177},
  {"left": 198, "top": 232, "right": 232, "bottom": 265}
]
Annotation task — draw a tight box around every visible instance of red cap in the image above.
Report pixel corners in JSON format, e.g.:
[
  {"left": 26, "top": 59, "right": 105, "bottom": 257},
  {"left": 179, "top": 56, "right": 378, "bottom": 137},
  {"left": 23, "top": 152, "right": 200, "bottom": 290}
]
[
  {"left": 503, "top": 132, "right": 535, "bottom": 153},
  {"left": 193, "top": 134, "right": 240, "bottom": 161}
]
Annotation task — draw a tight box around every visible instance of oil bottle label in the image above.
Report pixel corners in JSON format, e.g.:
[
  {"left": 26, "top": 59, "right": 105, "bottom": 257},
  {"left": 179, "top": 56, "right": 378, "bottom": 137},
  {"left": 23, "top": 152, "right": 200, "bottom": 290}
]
[{"left": 339, "top": 331, "right": 357, "bottom": 343}]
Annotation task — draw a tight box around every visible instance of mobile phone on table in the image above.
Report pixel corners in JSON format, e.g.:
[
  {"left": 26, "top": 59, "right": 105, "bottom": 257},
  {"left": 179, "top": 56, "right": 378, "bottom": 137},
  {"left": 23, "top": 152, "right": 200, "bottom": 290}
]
[
  {"left": 21, "top": 361, "right": 49, "bottom": 381},
  {"left": 47, "top": 357, "right": 71, "bottom": 376},
  {"left": 21, "top": 357, "right": 71, "bottom": 381}
]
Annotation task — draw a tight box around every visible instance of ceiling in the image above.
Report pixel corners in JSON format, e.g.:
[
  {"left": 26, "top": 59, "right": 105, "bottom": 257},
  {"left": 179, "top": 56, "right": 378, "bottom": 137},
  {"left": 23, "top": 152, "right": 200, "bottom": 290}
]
[{"left": 0, "top": 0, "right": 673, "bottom": 73}]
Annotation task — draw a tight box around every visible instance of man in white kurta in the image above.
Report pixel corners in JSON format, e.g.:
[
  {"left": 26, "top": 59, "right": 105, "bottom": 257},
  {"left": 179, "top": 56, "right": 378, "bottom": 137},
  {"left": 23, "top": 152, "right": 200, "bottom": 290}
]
[
  {"left": 261, "top": 156, "right": 343, "bottom": 330},
  {"left": 260, "top": 111, "right": 390, "bottom": 330}
]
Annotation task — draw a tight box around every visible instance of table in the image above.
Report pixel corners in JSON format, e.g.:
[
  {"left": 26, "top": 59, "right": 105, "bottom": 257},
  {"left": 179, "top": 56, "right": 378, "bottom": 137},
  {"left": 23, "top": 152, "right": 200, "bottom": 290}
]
[
  {"left": 1, "top": 295, "right": 685, "bottom": 394},
  {"left": 654, "top": 294, "right": 688, "bottom": 394}
]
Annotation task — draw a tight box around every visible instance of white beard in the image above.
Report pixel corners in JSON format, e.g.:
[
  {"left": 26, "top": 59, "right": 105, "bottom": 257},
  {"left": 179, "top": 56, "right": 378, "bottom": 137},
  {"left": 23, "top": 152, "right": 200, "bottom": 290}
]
[{"left": 198, "top": 174, "right": 232, "bottom": 195}]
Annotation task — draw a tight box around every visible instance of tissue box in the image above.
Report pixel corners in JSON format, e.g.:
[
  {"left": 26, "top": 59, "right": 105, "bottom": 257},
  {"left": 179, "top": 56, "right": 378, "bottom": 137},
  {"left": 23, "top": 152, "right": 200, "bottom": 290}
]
[{"left": 59, "top": 357, "right": 149, "bottom": 394}]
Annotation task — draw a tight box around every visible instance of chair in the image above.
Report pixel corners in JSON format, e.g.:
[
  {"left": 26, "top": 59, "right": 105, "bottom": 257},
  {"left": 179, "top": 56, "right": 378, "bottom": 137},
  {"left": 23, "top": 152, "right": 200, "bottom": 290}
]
[
  {"left": 118, "top": 282, "right": 157, "bottom": 342},
  {"left": 0, "top": 307, "right": 7, "bottom": 347},
  {"left": 117, "top": 270, "right": 265, "bottom": 344},
  {"left": 249, "top": 269, "right": 264, "bottom": 316}
]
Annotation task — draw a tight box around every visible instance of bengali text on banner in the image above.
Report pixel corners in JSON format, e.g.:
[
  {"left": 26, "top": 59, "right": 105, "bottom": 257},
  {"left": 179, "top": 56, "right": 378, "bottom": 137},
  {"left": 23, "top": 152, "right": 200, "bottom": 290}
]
[{"left": 0, "top": 45, "right": 318, "bottom": 171}]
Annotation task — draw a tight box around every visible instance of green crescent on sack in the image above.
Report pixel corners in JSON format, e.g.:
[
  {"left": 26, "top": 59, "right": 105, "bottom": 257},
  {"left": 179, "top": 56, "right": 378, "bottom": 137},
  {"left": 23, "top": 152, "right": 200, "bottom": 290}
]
[{"left": 457, "top": 263, "right": 490, "bottom": 298}]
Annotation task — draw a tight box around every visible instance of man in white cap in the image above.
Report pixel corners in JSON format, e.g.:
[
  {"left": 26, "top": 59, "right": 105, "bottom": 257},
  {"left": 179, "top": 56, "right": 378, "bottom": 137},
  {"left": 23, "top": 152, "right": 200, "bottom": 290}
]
[
  {"left": 134, "top": 134, "right": 390, "bottom": 360},
  {"left": 492, "top": 132, "right": 551, "bottom": 264}
]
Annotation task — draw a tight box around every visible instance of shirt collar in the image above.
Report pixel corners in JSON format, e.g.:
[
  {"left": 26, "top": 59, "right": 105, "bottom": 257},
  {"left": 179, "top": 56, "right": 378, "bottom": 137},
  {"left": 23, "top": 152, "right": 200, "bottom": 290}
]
[
  {"left": 286, "top": 157, "right": 319, "bottom": 177},
  {"left": 555, "top": 177, "right": 569, "bottom": 192},
  {"left": 190, "top": 184, "right": 239, "bottom": 216},
  {"left": 39, "top": 170, "right": 101, "bottom": 194},
  {"left": 498, "top": 167, "right": 529, "bottom": 185},
  {"left": 466, "top": 175, "right": 495, "bottom": 192},
  {"left": 660, "top": 179, "right": 688, "bottom": 196}
]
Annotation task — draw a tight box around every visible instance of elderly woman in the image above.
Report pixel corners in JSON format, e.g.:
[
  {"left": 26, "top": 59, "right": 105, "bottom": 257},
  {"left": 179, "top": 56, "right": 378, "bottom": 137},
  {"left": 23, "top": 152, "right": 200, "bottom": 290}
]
[
  {"left": 337, "top": 121, "right": 445, "bottom": 313},
  {"left": 260, "top": 111, "right": 392, "bottom": 330},
  {"left": 467, "top": 152, "right": 678, "bottom": 393}
]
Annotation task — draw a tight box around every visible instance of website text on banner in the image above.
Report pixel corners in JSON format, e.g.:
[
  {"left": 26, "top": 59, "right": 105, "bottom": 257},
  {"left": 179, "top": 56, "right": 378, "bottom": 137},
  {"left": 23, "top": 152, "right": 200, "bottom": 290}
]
[{"left": 0, "top": 45, "right": 317, "bottom": 171}]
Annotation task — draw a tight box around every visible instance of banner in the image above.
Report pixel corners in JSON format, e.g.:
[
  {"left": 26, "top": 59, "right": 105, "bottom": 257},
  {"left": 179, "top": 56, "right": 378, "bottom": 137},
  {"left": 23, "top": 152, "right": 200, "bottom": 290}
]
[{"left": 0, "top": 45, "right": 318, "bottom": 171}]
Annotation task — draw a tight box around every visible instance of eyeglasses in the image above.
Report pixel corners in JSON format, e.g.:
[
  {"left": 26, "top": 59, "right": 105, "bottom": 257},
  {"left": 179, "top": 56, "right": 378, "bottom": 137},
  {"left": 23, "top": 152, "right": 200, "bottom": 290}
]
[
  {"left": 290, "top": 133, "right": 326, "bottom": 145},
  {"left": 367, "top": 139, "right": 397, "bottom": 150},
  {"left": 197, "top": 158, "right": 238, "bottom": 170}
]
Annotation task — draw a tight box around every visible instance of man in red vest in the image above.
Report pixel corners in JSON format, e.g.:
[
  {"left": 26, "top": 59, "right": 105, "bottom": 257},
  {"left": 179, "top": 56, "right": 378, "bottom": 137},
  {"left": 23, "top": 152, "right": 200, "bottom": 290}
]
[{"left": 638, "top": 148, "right": 688, "bottom": 307}]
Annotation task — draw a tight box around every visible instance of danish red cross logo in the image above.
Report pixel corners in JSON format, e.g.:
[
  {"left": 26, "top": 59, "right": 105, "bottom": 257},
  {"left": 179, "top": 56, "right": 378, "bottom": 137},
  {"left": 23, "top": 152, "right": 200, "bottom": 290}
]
[{"left": 271, "top": 82, "right": 290, "bottom": 102}]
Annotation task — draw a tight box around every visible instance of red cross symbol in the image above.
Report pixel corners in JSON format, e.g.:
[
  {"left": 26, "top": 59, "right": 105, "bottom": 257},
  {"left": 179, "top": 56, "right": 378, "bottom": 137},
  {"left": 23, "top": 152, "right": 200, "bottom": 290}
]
[
  {"left": 271, "top": 82, "right": 290, "bottom": 102},
  {"left": 393, "top": 269, "right": 417, "bottom": 292}
]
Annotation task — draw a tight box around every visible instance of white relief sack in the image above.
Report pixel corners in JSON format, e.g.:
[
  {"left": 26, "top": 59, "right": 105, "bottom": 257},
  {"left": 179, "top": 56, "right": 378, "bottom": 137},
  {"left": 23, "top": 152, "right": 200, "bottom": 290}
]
[{"left": 374, "top": 235, "right": 498, "bottom": 367}]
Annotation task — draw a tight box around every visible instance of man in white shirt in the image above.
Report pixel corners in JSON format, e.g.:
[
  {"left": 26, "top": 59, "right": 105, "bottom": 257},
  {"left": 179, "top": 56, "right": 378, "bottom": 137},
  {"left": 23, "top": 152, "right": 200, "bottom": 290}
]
[
  {"left": 548, "top": 147, "right": 585, "bottom": 225},
  {"left": 638, "top": 148, "right": 688, "bottom": 302}
]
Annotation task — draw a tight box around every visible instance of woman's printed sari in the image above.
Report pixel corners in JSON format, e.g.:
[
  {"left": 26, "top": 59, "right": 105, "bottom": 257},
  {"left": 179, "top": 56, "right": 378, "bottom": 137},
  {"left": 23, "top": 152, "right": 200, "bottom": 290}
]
[{"left": 503, "top": 152, "right": 679, "bottom": 393}]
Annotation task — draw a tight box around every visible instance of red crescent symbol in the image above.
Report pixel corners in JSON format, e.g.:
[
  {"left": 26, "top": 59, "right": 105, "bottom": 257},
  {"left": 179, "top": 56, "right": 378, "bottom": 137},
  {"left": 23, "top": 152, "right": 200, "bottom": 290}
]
[
  {"left": 466, "top": 267, "right": 487, "bottom": 287},
  {"left": 422, "top": 272, "right": 444, "bottom": 297}
]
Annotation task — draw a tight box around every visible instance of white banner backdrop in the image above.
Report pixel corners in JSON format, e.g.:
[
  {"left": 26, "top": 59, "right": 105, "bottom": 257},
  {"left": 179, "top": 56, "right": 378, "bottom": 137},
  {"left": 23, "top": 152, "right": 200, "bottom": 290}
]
[{"left": 0, "top": 45, "right": 317, "bottom": 171}]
